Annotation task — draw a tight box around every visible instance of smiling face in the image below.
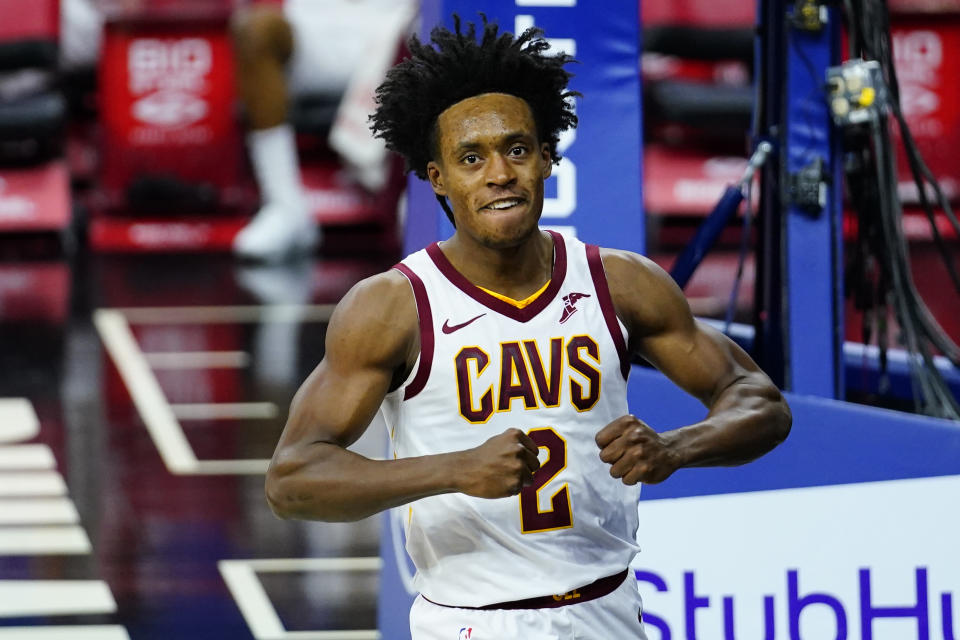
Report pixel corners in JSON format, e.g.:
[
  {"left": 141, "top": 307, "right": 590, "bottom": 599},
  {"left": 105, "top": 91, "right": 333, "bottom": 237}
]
[{"left": 427, "top": 93, "right": 553, "bottom": 250}]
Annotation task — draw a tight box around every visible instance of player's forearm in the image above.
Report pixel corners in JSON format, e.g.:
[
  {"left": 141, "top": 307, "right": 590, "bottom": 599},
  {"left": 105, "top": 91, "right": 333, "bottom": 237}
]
[
  {"left": 664, "top": 375, "right": 792, "bottom": 468},
  {"left": 265, "top": 443, "right": 460, "bottom": 522}
]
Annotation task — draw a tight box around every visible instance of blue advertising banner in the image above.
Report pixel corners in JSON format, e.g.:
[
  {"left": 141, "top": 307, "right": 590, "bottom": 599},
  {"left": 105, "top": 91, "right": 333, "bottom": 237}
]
[
  {"left": 627, "top": 368, "right": 960, "bottom": 640},
  {"left": 402, "top": 0, "right": 644, "bottom": 255}
]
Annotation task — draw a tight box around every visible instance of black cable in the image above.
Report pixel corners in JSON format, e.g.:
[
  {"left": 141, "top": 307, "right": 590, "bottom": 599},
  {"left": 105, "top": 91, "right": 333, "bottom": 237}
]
[
  {"left": 872, "top": 119, "right": 960, "bottom": 416},
  {"left": 842, "top": 0, "right": 859, "bottom": 59},
  {"left": 728, "top": 5, "right": 764, "bottom": 335},
  {"left": 856, "top": 0, "right": 960, "bottom": 293},
  {"left": 869, "top": 9, "right": 960, "bottom": 329},
  {"left": 841, "top": 0, "right": 960, "bottom": 417},
  {"left": 871, "top": 124, "right": 931, "bottom": 411}
]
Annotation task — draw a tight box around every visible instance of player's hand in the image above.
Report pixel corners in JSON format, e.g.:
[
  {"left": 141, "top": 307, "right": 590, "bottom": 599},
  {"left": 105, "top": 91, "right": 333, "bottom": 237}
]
[
  {"left": 455, "top": 429, "right": 542, "bottom": 498},
  {"left": 596, "top": 415, "right": 678, "bottom": 485}
]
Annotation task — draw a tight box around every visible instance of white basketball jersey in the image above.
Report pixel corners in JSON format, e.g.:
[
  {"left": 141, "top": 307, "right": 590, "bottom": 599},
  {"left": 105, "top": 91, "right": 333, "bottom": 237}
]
[{"left": 379, "top": 231, "right": 642, "bottom": 607}]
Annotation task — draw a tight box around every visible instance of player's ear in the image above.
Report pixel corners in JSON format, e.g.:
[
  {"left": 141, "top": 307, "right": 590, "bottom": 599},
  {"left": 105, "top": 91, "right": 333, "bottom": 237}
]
[
  {"left": 540, "top": 143, "right": 552, "bottom": 179},
  {"left": 427, "top": 161, "right": 447, "bottom": 197}
]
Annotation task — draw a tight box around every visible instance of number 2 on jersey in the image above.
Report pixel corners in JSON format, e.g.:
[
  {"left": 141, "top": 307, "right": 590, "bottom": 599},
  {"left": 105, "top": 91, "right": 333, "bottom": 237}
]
[{"left": 519, "top": 427, "right": 573, "bottom": 533}]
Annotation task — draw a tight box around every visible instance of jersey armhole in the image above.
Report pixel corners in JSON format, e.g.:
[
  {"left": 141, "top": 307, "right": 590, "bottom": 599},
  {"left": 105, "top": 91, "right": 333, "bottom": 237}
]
[
  {"left": 392, "top": 263, "right": 434, "bottom": 400},
  {"left": 585, "top": 245, "right": 631, "bottom": 380}
]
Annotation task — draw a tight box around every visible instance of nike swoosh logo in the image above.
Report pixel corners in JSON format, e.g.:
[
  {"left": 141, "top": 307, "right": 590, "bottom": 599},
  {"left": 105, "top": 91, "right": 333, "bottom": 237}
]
[{"left": 442, "top": 313, "right": 486, "bottom": 334}]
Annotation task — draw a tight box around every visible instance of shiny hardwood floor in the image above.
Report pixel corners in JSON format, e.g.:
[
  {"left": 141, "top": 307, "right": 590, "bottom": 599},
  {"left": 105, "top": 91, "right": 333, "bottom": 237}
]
[{"left": 0, "top": 248, "right": 395, "bottom": 639}]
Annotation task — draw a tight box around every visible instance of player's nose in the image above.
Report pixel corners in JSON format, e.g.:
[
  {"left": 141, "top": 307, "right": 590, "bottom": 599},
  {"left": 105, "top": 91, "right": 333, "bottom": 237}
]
[{"left": 485, "top": 152, "right": 517, "bottom": 186}]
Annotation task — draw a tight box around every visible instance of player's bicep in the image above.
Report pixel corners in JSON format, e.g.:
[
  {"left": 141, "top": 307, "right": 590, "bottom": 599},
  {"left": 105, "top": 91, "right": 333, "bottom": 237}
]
[
  {"left": 288, "top": 357, "right": 393, "bottom": 448},
  {"left": 278, "top": 274, "right": 417, "bottom": 450}
]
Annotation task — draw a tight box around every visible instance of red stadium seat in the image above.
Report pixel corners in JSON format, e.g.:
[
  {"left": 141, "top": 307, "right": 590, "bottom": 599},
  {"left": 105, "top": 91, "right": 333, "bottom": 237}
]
[
  {"left": 0, "top": 0, "right": 60, "bottom": 70},
  {"left": 641, "top": 0, "right": 754, "bottom": 222},
  {"left": 642, "top": 0, "right": 754, "bottom": 28},
  {"left": 889, "top": 15, "right": 960, "bottom": 205},
  {"left": 0, "top": 0, "right": 71, "bottom": 236},
  {"left": 96, "top": 12, "right": 247, "bottom": 210},
  {"left": 88, "top": 0, "right": 257, "bottom": 250},
  {"left": 0, "top": 0, "right": 70, "bottom": 325}
]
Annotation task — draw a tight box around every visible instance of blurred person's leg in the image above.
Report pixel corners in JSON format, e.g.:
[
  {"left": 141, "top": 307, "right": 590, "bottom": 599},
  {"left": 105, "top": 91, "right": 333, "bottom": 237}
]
[
  {"left": 231, "top": 4, "right": 316, "bottom": 262},
  {"left": 295, "top": 0, "right": 418, "bottom": 192},
  {"left": 232, "top": 0, "right": 416, "bottom": 261},
  {"left": 60, "top": 0, "right": 103, "bottom": 71}
]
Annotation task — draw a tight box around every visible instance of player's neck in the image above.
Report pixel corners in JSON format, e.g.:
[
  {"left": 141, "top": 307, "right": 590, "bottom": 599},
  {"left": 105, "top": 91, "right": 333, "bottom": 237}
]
[{"left": 440, "top": 229, "right": 554, "bottom": 300}]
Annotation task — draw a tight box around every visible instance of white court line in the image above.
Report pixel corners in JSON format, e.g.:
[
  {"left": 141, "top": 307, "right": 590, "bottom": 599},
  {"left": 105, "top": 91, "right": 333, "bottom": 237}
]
[
  {"left": 0, "top": 627, "right": 130, "bottom": 640},
  {"left": 220, "top": 561, "right": 285, "bottom": 640},
  {"left": 241, "top": 558, "right": 383, "bottom": 572},
  {"left": 275, "top": 632, "right": 380, "bottom": 639},
  {"left": 0, "top": 526, "right": 91, "bottom": 555},
  {"left": 96, "top": 307, "right": 312, "bottom": 475},
  {"left": 0, "top": 444, "right": 56, "bottom": 469},
  {"left": 0, "top": 498, "right": 79, "bottom": 525},
  {"left": 172, "top": 402, "right": 279, "bottom": 421},
  {"left": 94, "top": 310, "right": 199, "bottom": 474},
  {"left": 117, "top": 304, "right": 336, "bottom": 325},
  {"left": 189, "top": 454, "right": 380, "bottom": 475},
  {"left": 144, "top": 351, "right": 250, "bottom": 369},
  {"left": 0, "top": 471, "right": 67, "bottom": 496},
  {"left": 194, "top": 459, "right": 270, "bottom": 475},
  {"left": 0, "top": 398, "right": 40, "bottom": 444},
  {"left": 219, "top": 558, "right": 382, "bottom": 640},
  {"left": 0, "top": 580, "right": 116, "bottom": 617}
]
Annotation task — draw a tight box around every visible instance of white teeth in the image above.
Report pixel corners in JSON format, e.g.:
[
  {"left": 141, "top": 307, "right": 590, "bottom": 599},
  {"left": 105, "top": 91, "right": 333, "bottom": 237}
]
[{"left": 487, "top": 199, "right": 522, "bottom": 210}]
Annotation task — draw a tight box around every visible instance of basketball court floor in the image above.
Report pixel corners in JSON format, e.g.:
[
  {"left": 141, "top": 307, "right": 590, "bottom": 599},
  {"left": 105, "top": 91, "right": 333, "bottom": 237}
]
[{"left": 0, "top": 249, "right": 396, "bottom": 639}]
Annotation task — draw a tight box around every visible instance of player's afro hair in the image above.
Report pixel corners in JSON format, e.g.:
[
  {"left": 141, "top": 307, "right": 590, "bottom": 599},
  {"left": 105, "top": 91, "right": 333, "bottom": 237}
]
[{"left": 370, "top": 14, "right": 579, "bottom": 182}]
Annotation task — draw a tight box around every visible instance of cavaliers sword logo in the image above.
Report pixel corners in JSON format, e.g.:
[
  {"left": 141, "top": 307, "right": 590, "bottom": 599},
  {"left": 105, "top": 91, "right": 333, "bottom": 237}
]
[{"left": 559, "top": 292, "right": 591, "bottom": 324}]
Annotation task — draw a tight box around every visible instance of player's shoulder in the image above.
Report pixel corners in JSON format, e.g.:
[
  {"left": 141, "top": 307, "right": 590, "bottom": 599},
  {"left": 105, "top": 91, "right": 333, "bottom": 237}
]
[
  {"left": 336, "top": 268, "right": 416, "bottom": 323},
  {"left": 326, "top": 267, "right": 419, "bottom": 366},
  {"left": 597, "top": 247, "right": 691, "bottom": 336},
  {"left": 597, "top": 247, "right": 674, "bottom": 292}
]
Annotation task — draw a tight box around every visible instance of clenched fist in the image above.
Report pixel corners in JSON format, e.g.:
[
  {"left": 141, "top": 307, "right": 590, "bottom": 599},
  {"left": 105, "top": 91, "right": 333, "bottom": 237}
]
[
  {"left": 455, "top": 428, "right": 542, "bottom": 498},
  {"left": 596, "top": 415, "right": 678, "bottom": 485}
]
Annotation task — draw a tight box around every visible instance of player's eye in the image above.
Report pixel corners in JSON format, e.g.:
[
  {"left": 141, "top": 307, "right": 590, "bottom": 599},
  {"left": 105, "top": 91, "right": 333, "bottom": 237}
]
[
  {"left": 508, "top": 145, "right": 528, "bottom": 156},
  {"left": 462, "top": 153, "right": 480, "bottom": 164}
]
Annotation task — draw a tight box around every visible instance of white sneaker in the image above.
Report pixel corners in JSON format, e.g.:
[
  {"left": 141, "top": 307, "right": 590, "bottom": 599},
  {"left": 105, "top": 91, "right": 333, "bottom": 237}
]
[{"left": 233, "top": 204, "right": 319, "bottom": 262}]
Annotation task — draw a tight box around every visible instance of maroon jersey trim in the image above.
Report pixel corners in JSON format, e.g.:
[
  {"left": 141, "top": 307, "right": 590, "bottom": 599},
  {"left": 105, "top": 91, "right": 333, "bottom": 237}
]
[
  {"left": 425, "top": 230, "right": 568, "bottom": 324},
  {"left": 393, "top": 263, "right": 434, "bottom": 400},
  {"left": 422, "top": 568, "right": 629, "bottom": 610},
  {"left": 586, "top": 244, "right": 630, "bottom": 380}
]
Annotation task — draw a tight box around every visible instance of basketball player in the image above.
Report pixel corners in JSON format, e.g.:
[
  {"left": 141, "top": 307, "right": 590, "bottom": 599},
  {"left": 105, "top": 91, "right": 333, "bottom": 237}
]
[{"left": 265, "top": 17, "right": 792, "bottom": 639}]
